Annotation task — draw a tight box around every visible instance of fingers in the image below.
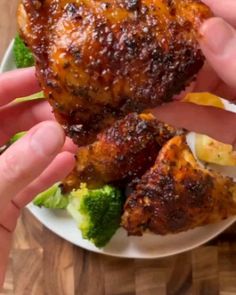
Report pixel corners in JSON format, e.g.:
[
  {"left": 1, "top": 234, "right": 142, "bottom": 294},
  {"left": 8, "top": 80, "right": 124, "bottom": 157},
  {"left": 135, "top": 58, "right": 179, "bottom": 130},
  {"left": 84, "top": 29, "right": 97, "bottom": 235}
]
[
  {"left": 0, "top": 227, "right": 12, "bottom": 287},
  {"left": 0, "top": 150, "right": 75, "bottom": 288},
  {"left": 194, "top": 62, "right": 219, "bottom": 93},
  {"left": 0, "top": 68, "right": 40, "bottom": 106},
  {"left": 62, "top": 137, "right": 78, "bottom": 153},
  {"left": 0, "top": 100, "right": 78, "bottom": 151},
  {"left": 199, "top": 17, "right": 236, "bottom": 90},
  {"left": 202, "top": 0, "right": 236, "bottom": 27},
  {"left": 0, "top": 152, "right": 74, "bottom": 231},
  {"left": 14, "top": 151, "right": 75, "bottom": 208},
  {"left": 151, "top": 102, "right": 236, "bottom": 148},
  {"left": 0, "top": 101, "right": 54, "bottom": 145},
  {"left": 0, "top": 121, "right": 65, "bottom": 214},
  {"left": 0, "top": 201, "right": 21, "bottom": 238}
]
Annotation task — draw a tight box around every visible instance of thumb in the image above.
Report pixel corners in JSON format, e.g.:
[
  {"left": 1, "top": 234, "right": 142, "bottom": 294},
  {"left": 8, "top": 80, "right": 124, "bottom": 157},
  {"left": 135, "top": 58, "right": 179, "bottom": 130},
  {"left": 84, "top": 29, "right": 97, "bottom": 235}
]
[{"left": 199, "top": 17, "right": 236, "bottom": 89}]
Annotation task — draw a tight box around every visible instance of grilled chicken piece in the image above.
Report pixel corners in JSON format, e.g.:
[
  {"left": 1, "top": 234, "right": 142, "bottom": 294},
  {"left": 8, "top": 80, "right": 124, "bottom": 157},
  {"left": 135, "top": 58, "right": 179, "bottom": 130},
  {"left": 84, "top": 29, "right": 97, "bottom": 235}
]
[
  {"left": 122, "top": 135, "right": 236, "bottom": 235},
  {"left": 18, "top": 0, "right": 211, "bottom": 145},
  {"left": 63, "top": 113, "right": 184, "bottom": 190}
]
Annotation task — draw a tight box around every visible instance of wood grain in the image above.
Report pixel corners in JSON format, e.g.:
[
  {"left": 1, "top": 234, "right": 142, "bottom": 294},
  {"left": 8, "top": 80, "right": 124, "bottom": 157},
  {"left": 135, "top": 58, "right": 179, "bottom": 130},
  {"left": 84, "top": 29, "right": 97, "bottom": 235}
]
[{"left": 1, "top": 1, "right": 236, "bottom": 294}]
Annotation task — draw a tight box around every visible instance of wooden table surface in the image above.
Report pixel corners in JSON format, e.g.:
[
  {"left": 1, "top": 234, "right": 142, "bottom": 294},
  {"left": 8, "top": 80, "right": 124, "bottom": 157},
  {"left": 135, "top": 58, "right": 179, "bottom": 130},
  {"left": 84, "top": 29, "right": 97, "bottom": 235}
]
[{"left": 1, "top": 2, "right": 236, "bottom": 295}]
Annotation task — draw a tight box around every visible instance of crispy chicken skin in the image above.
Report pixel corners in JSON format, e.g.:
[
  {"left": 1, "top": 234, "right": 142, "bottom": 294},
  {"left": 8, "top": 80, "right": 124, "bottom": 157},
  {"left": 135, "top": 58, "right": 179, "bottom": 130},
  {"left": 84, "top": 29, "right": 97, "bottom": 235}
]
[
  {"left": 19, "top": 0, "right": 234, "bottom": 237},
  {"left": 63, "top": 113, "right": 184, "bottom": 190},
  {"left": 122, "top": 136, "right": 236, "bottom": 235},
  {"left": 18, "top": 0, "right": 211, "bottom": 145}
]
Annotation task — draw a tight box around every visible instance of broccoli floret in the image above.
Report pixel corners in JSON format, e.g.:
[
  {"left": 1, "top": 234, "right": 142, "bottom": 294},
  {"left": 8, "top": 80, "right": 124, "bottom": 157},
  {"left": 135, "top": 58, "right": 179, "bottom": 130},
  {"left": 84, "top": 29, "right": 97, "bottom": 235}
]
[
  {"left": 32, "top": 182, "right": 124, "bottom": 248},
  {"left": 33, "top": 183, "right": 69, "bottom": 209},
  {"left": 13, "top": 35, "right": 34, "bottom": 68},
  {"left": 67, "top": 184, "right": 124, "bottom": 248}
]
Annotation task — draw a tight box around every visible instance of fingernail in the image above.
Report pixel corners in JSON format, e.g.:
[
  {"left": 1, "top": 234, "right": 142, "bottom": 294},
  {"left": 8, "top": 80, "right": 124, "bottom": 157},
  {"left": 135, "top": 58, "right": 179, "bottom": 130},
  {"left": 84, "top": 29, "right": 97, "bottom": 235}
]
[
  {"left": 200, "top": 18, "right": 235, "bottom": 55},
  {"left": 30, "top": 122, "right": 64, "bottom": 156}
]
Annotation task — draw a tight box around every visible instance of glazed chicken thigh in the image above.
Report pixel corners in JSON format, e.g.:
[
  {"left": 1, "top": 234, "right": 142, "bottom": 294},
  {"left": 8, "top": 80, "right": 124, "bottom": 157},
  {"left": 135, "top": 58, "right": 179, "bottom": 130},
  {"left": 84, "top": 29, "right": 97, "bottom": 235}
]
[
  {"left": 18, "top": 0, "right": 235, "bottom": 236},
  {"left": 18, "top": 0, "right": 211, "bottom": 145},
  {"left": 63, "top": 113, "right": 184, "bottom": 190},
  {"left": 122, "top": 136, "right": 236, "bottom": 235}
]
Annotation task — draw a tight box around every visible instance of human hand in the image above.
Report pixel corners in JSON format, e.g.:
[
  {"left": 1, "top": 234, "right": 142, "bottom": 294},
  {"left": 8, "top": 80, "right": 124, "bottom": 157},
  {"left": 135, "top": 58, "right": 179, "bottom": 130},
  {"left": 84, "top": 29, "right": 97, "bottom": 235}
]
[
  {"left": 153, "top": 0, "right": 236, "bottom": 148},
  {"left": 195, "top": 0, "right": 236, "bottom": 100},
  {"left": 0, "top": 68, "right": 76, "bottom": 286}
]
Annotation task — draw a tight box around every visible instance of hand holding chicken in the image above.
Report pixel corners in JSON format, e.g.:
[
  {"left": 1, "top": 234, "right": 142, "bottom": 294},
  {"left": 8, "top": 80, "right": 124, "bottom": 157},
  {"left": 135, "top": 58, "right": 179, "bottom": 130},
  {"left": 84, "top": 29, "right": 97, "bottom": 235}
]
[{"left": 17, "top": 0, "right": 236, "bottom": 237}]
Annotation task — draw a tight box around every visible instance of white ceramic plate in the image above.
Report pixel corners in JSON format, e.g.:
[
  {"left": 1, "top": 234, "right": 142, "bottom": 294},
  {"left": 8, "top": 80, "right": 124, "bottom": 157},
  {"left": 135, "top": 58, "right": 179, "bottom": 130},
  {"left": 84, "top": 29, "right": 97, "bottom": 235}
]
[{"left": 1, "top": 41, "right": 236, "bottom": 259}]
